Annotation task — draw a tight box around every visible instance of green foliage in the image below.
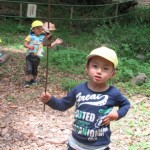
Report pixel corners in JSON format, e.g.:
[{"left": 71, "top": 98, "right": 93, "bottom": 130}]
[
  {"left": 0, "top": 5, "right": 150, "bottom": 95},
  {"left": 115, "top": 58, "right": 150, "bottom": 82},
  {"left": 61, "top": 78, "right": 81, "bottom": 91},
  {"left": 0, "top": 20, "right": 28, "bottom": 34},
  {"left": 42, "top": 48, "right": 87, "bottom": 74},
  {"left": 93, "top": 23, "right": 150, "bottom": 61},
  {"left": 0, "top": 20, "right": 29, "bottom": 48},
  {"left": 129, "top": 143, "right": 150, "bottom": 150}
]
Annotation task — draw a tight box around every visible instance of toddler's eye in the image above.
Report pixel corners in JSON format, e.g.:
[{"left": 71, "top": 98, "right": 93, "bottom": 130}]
[
  {"left": 93, "top": 65, "right": 97, "bottom": 68},
  {"left": 104, "top": 67, "right": 109, "bottom": 70}
]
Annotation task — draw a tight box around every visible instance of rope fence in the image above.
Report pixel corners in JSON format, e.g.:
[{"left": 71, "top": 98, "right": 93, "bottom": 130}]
[{"left": 0, "top": 0, "right": 149, "bottom": 25}]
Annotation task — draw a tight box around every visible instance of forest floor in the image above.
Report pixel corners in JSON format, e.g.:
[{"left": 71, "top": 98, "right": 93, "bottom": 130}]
[{"left": 0, "top": 47, "right": 150, "bottom": 150}]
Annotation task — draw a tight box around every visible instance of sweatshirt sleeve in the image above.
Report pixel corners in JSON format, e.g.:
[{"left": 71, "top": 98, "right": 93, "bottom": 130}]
[
  {"left": 115, "top": 91, "right": 131, "bottom": 119},
  {"left": 46, "top": 89, "right": 76, "bottom": 111},
  {"left": 25, "top": 35, "right": 30, "bottom": 42}
]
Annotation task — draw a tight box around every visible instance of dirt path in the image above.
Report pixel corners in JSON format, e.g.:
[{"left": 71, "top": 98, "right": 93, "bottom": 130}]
[
  {"left": 0, "top": 47, "right": 150, "bottom": 150},
  {"left": 0, "top": 46, "right": 72, "bottom": 150}
]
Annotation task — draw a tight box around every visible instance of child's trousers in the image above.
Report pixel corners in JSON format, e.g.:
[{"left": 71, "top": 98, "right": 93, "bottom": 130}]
[
  {"left": 25, "top": 55, "right": 40, "bottom": 76},
  {"left": 67, "top": 143, "right": 110, "bottom": 150}
]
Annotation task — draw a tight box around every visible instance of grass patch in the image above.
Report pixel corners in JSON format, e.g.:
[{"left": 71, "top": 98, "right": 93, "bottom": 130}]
[{"left": 61, "top": 78, "right": 82, "bottom": 91}]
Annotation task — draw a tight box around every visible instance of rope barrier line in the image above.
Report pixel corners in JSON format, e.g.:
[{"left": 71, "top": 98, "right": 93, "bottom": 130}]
[
  {"left": 0, "top": 8, "right": 148, "bottom": 21},
  {"left": 0, "top": 0, "right": 139, "bottom": 6},
  {"left": 0, "top": 0, "right": 149, "bottom": 22}
]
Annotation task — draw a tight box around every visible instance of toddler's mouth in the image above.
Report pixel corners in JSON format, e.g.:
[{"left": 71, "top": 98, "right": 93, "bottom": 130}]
[{"left": 95, "top": 76, "right": 101, "bottom": 80}]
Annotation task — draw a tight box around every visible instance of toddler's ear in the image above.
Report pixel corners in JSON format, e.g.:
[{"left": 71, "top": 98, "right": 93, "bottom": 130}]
[
  {"left": 85, "top": 63, "right": 89, "bottom": 73},
  {"left": 110, "top": 70, "right": 116, "bottom": 78}
]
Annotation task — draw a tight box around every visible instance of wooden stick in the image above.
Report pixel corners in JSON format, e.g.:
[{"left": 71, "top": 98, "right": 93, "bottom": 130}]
[{"left": 43, "top": 0, "right": 51, "bottom": 112}]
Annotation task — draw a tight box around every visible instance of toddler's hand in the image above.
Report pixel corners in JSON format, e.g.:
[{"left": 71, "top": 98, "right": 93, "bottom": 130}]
[
  {"left": 55, "top": 38, "right": 63, "bottom": 44},
  {"left": 102, "top": 110, "right": 119, "bottom": 126},
  {"left": 29, "top": 46, "right": 34, "bottom": 50},
  {"left": 40, "top": 92, "right": 51, "bottom": 104}
]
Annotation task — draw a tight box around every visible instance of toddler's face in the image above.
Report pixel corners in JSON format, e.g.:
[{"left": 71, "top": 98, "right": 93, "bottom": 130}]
[
  {"left": 86, "top": 56, "right": 115, "bottom": 84},
  {"left": 32, "top": 26, "right": 44, "bottom": 36}
]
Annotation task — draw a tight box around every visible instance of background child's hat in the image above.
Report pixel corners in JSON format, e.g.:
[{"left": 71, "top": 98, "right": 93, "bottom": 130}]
[
  {"left": 31, "top": 20, "right": 43, "bottom": 29},
  {"left": 86, "top": 46, "right": 118, "bottom": 68},
  {"left": 43, "top": 22, "right": 56, "bottom": 31}
]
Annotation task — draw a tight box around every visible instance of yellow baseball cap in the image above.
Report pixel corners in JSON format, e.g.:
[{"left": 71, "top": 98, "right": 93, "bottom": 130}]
[
  {"left": 86, "top": 46, "right": 118, "bottom": 68},
  {"left": 31, "top": 20, "right": 43, "bottom": 29}
]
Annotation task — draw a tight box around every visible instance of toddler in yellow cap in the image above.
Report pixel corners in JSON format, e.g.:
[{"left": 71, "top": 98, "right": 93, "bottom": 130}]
[
  {"left": 40, "top": 46, "right": 130, "bottom": 150},
  {"left": 24, "top": 20, "right": 62, "bottom": 88}
]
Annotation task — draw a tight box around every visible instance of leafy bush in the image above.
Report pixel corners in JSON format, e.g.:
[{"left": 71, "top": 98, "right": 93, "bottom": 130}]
[
  {"left": 43, "top": 48, "right": 87, "bottom": 74},
  {"left": 61, "top": 78, "right": 81, "bottom": 91},
  {"left": 114, "top": 57, "right": 150, "bottom": 82}
]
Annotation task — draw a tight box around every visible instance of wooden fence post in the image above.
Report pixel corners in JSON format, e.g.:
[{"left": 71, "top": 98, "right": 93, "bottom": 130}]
[
  {"left": 70, "top": 6, "right": 74, "bottom": 29},
  {"left": 115, "top": 1, "right": 119, "bottom": 23},
  {"left": 19, "top": 3, "right": 23, "bottom": 24}
]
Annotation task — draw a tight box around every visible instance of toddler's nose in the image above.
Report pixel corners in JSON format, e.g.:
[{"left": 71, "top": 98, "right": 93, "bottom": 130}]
[{"left": 97, "top": 68, "right": 102, "bottom": 74}]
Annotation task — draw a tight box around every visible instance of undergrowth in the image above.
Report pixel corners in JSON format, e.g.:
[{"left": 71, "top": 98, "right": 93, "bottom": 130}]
[{"left": 0, "top": 5, "right": 150, "bottom": 95}]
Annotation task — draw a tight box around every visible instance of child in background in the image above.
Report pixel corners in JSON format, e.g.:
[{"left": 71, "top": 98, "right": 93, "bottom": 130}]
[
  {"left": 40, "top": 46, "right": 130, "bottom": 150},
  {"left": 24, "top": 20, "right": 62, "bottom": 88}
]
